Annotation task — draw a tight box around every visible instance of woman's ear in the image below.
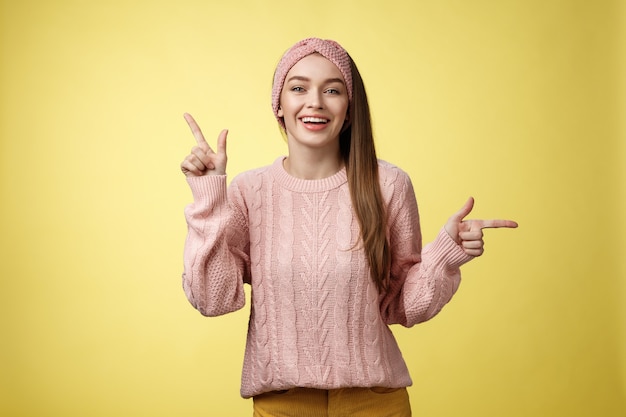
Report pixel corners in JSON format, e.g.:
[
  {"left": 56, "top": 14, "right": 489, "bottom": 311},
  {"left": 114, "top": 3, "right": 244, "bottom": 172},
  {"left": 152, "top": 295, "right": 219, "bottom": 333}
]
[
  {"left": 341, "top": 109, "right": 351, "bottom": 132},
  {"left": 277, "top": 106, "right": 283, "bottom": 118},
  {"left": 341, "top": 118, "right": 352, "bottom": 133}
]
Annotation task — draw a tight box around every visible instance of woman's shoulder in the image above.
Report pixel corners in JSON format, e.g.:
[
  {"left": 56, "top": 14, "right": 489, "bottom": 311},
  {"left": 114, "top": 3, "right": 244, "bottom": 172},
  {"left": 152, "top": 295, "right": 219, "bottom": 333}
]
[
  {"left": 230, "top": 159, "right": 279, "bottom": 186},
  {"left": 377, "top": 159, "right": 412, "bottom": 185},
  {"left": 377, "top": 159, "right": 417, "bottom": 211}
]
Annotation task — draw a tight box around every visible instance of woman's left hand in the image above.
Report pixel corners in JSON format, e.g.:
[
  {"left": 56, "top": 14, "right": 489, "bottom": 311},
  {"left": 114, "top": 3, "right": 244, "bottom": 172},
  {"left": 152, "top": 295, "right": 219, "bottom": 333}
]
[{"left": 444, "top": 197, "right": 518, "bottom": 257}]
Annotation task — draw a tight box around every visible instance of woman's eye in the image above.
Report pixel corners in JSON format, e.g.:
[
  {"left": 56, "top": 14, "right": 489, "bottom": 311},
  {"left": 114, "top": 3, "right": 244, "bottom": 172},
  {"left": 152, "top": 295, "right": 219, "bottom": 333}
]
[
  {"left": 326, "top": 88, "right": 340, "bottom": 94},
  {"left": 291, "top": 86, "right": 304, "bottom": 92}
]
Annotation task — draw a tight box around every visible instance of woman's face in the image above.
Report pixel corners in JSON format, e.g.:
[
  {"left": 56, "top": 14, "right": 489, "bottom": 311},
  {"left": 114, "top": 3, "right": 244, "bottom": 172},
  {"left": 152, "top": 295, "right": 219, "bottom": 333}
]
[{"left": 278, "top": 53, "right": 349, "bottom": 154}]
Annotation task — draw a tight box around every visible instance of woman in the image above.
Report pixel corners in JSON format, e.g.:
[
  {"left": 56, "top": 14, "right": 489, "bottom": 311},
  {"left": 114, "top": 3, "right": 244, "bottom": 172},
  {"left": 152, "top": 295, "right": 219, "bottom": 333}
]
[{"left": 180, "top": 37, "right": 517, "bottom": 416}]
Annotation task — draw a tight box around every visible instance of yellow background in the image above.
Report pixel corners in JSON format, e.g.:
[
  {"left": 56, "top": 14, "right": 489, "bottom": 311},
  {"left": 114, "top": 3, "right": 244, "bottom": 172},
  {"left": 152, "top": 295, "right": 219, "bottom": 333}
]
[{"left": 1, "top": 0, "right": 624, "bottom": 415}]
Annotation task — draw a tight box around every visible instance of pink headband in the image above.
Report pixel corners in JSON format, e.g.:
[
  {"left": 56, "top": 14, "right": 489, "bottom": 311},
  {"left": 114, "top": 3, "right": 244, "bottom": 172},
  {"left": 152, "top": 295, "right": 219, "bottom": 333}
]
[{"left": 272, "top": 38, "right": 353, "bottom": 127}]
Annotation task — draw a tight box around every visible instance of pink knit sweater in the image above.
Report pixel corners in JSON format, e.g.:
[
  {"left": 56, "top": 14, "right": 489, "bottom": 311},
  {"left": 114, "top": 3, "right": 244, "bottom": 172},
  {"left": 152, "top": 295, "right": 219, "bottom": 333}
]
[{"left": 182, "top": 157, "right": 472, "bottom": 398}]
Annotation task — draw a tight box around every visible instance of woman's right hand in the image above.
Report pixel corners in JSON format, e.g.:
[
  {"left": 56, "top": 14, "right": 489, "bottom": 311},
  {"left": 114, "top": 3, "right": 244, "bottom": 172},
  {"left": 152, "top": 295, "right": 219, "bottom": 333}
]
[{"left": 180, "top": 113, "right": 228, "bottom": 177}]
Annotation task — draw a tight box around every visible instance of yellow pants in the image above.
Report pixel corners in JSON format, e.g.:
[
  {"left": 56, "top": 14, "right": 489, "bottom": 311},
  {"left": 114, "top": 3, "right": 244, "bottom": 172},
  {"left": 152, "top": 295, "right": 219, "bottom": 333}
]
[{"left": 253, "top": 387, "right": 412, "bottom": 417}]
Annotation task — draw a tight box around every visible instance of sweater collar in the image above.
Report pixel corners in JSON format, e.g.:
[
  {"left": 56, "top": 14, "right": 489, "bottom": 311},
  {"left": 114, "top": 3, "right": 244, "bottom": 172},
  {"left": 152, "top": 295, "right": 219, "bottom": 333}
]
[{"left": 270, "top": 157, "right": 348, "bottom": 192}]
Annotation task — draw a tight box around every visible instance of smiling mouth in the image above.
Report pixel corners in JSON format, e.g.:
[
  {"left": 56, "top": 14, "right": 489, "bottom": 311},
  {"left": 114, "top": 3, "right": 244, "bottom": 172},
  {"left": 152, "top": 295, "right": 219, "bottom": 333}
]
[{"left": 301, "top": 116, "right": 329, "bottom": 124}]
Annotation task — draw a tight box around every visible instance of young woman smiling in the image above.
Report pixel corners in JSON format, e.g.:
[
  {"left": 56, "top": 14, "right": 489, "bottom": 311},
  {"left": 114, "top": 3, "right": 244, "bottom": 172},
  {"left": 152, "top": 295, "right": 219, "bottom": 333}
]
[{"left": 180, "top": 38, "right": 517, "bottom": 417}]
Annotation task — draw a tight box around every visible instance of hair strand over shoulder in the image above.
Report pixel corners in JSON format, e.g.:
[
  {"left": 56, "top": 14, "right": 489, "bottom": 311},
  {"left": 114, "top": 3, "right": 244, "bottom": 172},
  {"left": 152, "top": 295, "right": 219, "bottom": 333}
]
[{"left": 340, "top": 56, "right": 391, "bottom": 293}]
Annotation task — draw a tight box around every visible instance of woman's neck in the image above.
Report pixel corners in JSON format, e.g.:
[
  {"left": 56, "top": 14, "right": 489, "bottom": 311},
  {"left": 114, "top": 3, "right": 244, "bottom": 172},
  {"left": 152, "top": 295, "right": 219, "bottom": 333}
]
[{"left": 283, "top": 149, "right": 344, "bottom": 180}]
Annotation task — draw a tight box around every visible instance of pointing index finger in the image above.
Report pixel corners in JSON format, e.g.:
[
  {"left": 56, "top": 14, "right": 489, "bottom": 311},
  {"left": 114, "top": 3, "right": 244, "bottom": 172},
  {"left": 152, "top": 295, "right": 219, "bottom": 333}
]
[
  {"left": 474, "top": 219, "right": 519, "bottom": 230},
  {"left": 184, "top": 113, "right": 209, "bottom": 149}
]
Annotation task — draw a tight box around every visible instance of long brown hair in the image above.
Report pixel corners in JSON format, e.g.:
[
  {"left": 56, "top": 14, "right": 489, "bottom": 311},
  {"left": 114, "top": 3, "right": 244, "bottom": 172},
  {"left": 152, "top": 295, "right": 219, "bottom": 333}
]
[{"left": 339, "top": 55, "right": 391, "bottom": 293}]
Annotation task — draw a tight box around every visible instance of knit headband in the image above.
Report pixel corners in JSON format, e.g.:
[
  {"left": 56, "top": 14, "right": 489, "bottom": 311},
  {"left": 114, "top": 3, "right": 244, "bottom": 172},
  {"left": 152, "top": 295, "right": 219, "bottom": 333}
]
[{"left": 272, "top": 37, "right": 353, "bottom": 127}]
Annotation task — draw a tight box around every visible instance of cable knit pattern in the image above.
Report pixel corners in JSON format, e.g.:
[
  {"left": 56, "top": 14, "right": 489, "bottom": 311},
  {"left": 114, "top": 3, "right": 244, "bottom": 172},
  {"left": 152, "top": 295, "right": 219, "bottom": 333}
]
[
  {"left": 332, "top": 185, "right": 352, "bottom": 382},
  {"left": 182, "top": 157, "right": 472, "bottom": 398},
  {"left": 277, "top": 184, "right": 298, "bottom": 385}
]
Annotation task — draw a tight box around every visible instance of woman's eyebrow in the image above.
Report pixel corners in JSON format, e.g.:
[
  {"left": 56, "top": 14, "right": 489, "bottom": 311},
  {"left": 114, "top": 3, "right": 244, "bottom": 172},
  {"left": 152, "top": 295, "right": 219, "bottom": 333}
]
[
  {"left": 325, "top": 78, "right": 345, "bottom": 85},
  {"left": 286, "top": 75, "right": 309, "bottom": 83},
  {"left": 285, "top": 76, "right": 345, "bottom": 85}
]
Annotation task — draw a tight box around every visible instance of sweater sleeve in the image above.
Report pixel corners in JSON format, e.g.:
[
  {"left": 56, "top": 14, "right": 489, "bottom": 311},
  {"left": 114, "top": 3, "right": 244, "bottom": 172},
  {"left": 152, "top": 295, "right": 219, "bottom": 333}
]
[
  {"left": 182, "top": 175, "right": 250, "bottom": 317},
  {"left": 379, "top": 169, "right": 473, "bottom": 327}
]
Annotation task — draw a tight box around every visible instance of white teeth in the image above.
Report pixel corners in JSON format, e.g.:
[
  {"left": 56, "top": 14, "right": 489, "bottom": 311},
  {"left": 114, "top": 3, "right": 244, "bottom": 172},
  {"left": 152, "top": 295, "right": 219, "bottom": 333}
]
[{"left": 301, "top": 117, "right": 328, "bottom": 123}]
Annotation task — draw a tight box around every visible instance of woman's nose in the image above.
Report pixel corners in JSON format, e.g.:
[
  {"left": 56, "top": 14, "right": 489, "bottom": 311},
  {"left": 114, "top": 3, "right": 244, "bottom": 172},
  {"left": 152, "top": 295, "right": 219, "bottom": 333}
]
[{"left": 306, "top": 90, "right": 323, "bottom": 108}]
